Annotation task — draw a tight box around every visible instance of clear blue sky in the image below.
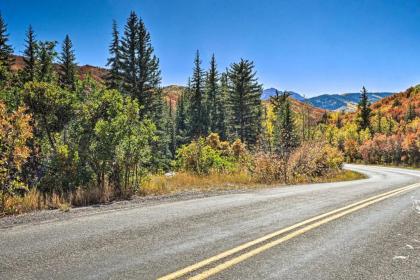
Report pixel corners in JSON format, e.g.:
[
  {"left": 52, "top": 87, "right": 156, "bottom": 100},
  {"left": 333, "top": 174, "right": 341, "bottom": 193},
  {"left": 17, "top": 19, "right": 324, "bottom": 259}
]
[{"left": 1, "top": 0, "right": 419, "bottom": 96}]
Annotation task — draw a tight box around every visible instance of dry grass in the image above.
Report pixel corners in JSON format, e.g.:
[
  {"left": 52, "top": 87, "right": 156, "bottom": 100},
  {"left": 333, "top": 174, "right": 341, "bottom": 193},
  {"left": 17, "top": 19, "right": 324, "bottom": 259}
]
[
  {"left": 2, "top": 189, "right": 72, "bottom": 215},
  {"left": 140, "top": 169, "right": 365, "bottom": 196},
  {"left": 1, "top": 185, "right": 116, "bottom": 216},
  {"left": 290, "top": 170, "right": 366, "bottom": 184},
  {"left": 140, "top": 171, "right": 255, "bottom": 196},
  {"left": 1, "top": 170, "right": 365, "bottom": 216}
]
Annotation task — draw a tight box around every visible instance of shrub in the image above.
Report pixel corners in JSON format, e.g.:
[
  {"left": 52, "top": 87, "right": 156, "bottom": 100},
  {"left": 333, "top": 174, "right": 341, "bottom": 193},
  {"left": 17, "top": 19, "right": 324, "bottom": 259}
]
[
  {"left": 0, "top": 102, "right": 33, "bottom": 212},
  {"left": 288, "top": 142, "right": 344, "bottom": 181},
  {"left": 175, "top": 137, "right": 235, "bottom": 175},
  {"left": 252, "top": 153, "right": 287, "bottom": 184},
  {"left": 175, "top": 134, "right": 247, "bottom": 175}
]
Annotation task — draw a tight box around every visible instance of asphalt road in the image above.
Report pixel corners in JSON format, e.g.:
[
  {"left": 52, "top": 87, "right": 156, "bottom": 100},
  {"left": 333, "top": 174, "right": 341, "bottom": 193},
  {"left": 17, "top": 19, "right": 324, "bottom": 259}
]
[{"left": 1, "top": 164, "right": 420, "bottom": 280}]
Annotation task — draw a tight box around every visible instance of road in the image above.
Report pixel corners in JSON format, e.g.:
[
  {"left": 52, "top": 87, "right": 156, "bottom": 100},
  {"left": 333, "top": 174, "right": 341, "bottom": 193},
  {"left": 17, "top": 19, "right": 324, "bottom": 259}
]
[{"left": 1, "top": 164, "right": 420, "bottom": 280}]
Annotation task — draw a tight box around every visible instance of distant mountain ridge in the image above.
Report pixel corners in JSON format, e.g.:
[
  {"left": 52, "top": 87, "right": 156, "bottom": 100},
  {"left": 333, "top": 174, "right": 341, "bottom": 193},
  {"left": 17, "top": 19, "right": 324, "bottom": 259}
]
[
  {"left": 262, "top": 88, "right": 306, "bottom": 102},
  {"left": 262, "top": 87, "right": 394, "bottom": 111}
]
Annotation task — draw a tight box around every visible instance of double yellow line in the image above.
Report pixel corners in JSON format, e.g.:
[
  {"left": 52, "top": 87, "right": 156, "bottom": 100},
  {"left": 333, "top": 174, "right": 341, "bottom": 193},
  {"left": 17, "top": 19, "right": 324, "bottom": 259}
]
[{"left": 158, "top": 182, "right": 420, "bottom": 280}]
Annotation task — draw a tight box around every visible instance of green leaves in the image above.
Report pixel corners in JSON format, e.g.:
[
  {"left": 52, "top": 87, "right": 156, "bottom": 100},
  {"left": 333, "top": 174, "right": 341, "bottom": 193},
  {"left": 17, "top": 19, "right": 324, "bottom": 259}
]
[{"left": 227, "top": 59, "right": 263, "bottom": 146}]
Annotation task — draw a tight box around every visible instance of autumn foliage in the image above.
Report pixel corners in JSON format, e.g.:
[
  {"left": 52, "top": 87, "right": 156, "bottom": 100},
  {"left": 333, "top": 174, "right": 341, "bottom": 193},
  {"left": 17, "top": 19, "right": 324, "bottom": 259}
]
[{"left": 0, "top": 102, "right": 33, "bottom": 211}]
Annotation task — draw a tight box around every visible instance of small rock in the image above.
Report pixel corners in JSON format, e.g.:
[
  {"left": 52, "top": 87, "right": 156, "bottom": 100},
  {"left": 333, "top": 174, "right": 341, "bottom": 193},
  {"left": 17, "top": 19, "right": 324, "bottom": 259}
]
[
  {"left": 165, "top": 171, "right": 176, "bottom": 177},
  {"left": 393, "top": 255, "right": 409, "bottom": 260},
  {"left": 406, "top": 244, "right": 414, "bottom": 250}
]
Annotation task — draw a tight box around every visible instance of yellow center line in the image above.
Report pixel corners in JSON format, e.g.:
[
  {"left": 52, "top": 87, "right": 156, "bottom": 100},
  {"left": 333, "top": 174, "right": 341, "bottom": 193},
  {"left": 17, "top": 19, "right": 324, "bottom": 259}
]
[
  {"left": 189, "top": 183, "right": 420, "bottom": 280},
  {"left": 158, "top": 183, "right": 420, "bottom": 280}
]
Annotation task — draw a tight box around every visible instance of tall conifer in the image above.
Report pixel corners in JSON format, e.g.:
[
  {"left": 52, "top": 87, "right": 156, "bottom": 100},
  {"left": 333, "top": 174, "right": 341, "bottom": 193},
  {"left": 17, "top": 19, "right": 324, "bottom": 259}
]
[
  {"left": 136, "top": 18, "right": 161, "bottom": 118},
  {"left": 37, "top": 41, "right": 57, "bottom": 82},
  {"left": 106, "top": 20, "right": 122, "bottom": 90},
  {"left": 205, "top": 54, "right": 219, "bottom": 133},
  {"left": 216, "top": 72, "right": 228, "bottom": 139},
  {"left": 59, "top": 35, "right": 77, "bottom": 89},
  {"left": 120, "top": 11, "right": 138, "bottom": 96},
  {"left": 357, "top": 86, "right": 371, "bottom": 131},
  {"left": 22, "top": 25, "right": 38, "bottom": 82},
  {"left": 175, "top": 81, "right": 192, "bottom": 147},
  {"left": 189, "top": 50, "right": 208, "bottom": 138},
  {"left": 273, "top": 90, "right": 298, "bottom": 156},
  {"left": 227, "top": 59, "right": 262, "bottom": 145},
  {"left": 0, "top": 13, "right": 13, "bottom": 77}
]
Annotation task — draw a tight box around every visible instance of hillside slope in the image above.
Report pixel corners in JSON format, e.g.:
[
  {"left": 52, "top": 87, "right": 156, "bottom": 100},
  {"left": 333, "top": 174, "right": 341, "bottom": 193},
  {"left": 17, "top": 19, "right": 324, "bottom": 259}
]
[{"left": 371, "top": 85, "right": 420, "bottom": 121}]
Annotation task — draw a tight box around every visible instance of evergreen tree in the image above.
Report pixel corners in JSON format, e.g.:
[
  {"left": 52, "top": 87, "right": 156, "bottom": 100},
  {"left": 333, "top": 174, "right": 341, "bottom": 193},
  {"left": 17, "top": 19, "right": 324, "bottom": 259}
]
[
  {"left": 320, "top": 110, "right": 328, "bottom": 124},
  {"left": 136, "top": 18, "right": 161, "bottom": 118},
  {"left": 376, "top": 110, "right": 383, "bottom": 133},
  {"left": 37, "top": 41, "right": 57, "bottom": 83},
  {"left": 405, "top": 103, "right": 416, "bottom": 122},
  {"left": 216, "top": 72, "right": 229, "bottom": 139},
  {"left": 166, "top": 100, "right": 176, "bottom": 158},
  {"left": 273, "top": 91, "right": 298, "bottom": 156},
  {"left": 22, "top": 25, "right": 38, "bottom": 82},
  {"left": 149, "top": 88, "right": 172, "bottom": 170},
  {"left": 357, "top": 86, "right": 371, "bottom": 131},
  {"left": 205, "top": 54, "right": 219, "bottom": 133},
  {"left": 106, "top": 20, "right": 122, "bottom": 90},
  {"left": 189, "top": 50, "right": 208, "bottom": 138},
  {"left": 120, "top": 11, "right": 138, "bottom": 96},
  {"left": 0, "top": 12, "right": 13, "bottom": 79},
  {"left": 175, "top": 82, "right": 192, "bottom": 147},
  {"left": 59, "top": 35, "right": 77, "bottom": 89},
  {"left": 227, "top": 59, "right": 262, "bottom": 145},
  {"left": 336, "top": 111, "right": 343, "bottom": 128}
]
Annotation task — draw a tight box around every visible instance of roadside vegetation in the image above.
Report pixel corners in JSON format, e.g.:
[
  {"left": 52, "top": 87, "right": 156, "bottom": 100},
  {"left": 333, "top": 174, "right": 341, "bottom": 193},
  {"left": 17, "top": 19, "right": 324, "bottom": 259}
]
[{"left": 0, "top": 11, "right": 417, "bottom": 216}]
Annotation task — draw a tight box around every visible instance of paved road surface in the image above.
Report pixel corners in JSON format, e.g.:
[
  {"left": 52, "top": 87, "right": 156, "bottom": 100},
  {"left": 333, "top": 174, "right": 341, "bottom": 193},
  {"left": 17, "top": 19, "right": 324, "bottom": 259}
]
[{"left": 1, "top": 164, "right": 420, "bottom": 279}]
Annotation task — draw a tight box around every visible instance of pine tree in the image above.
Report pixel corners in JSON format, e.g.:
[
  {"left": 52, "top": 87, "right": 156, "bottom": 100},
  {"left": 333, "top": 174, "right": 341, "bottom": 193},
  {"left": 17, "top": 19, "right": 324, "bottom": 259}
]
[
  {"left": 136, "top": 18, "right": 162, "bottom": 118},
  {"left": 405, "top": 103, "right": 416, "bottom": 122},
  {"left": 227, "top": 59, "right": 262, "bottom": 146},
  {"left": 120, "top": 11, "right": 138, "bottom": 96},
  {"left": 59, "top": 35, "right": 77, "bottom": 89},
  {"left": 205, "top": 54, "right": 219, "bottom": 133},
  {"left": 0, "top": 12, "right": 13, "bottom": 77},
  {"left": 336, "top": 111, "right": 343, "bottom": 128},
  {"left": 273, "top": 91, "right": 298, "bottom": 157},
  {"left": 189, "top": 50, "right": 208, "bottom": 138},
  {"left": 22, "top": 25, "right": 38, "bottom": 82},
  {"left": 376, "top": 110, "right": 383, "bottom": 133},
  {"left": 320, "top": 111, "right": 328, "bottom": 124},
  {"left": 175, "top": 81, "right": 192, "bottom": 147},
  {"left": 38, "top": 41, "right": 57, "bottom": 83},
  {"left": 357, "top": 86, "right": 371, "bottom": 131},
  {"left": 216, "top": 72, "right": 229, "bottom": 139},
  {"left": 106, "top": 20, "right": 122, "bottom": 90},
  {"left": 166, "top": 100, "right": 176, "bottom": 158},
  {"left": 149, "top": 91, "right": 173, "bottom": 171}
]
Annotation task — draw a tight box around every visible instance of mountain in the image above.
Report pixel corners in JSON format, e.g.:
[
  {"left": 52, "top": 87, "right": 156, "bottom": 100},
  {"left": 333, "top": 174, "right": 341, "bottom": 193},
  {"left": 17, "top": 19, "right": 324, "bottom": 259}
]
[
  {"left": 262, "top": 87, "right": 394, "bottom": 112},
  {"left": 307, "top": 92, "right": 394, "bottom": 111},
  {"left": 262, "top": 88, "right": 306, "bottom": 101}
]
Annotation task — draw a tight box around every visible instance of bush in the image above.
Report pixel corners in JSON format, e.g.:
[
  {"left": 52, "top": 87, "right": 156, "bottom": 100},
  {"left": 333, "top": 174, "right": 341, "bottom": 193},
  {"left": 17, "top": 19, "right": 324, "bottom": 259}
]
[
  {"left": 0, "top": 102, "right": 33, "bottom": 212},
  {"left": 288, "top": 142, "right": 344, "bottom": 181},
  {"left": 252, "top": 153, "right": 286, "bottom": 183},
  {"left": 175, "top": 137, "right": 235, "bottom": 175},
  {"left": 175, "top": 133, "right": 247, "bottom": 175}
]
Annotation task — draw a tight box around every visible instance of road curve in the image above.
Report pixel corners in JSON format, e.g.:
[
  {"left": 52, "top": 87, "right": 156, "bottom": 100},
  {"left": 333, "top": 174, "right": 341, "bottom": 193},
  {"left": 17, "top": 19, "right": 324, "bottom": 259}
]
[{"left": 1, "top": 164, "right": 420, "bottom": 280}]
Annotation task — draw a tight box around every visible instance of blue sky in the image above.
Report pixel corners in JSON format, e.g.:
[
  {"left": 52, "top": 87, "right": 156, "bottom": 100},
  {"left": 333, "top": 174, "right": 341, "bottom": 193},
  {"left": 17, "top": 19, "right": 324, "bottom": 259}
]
[{"left": 1, "top": 0, "right": 419, "bottom": 96}]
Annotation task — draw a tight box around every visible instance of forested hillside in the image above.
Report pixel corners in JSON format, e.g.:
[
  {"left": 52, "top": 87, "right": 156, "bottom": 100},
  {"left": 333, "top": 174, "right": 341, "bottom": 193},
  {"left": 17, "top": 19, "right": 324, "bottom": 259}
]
[{"left": 0, "top": 11, "right": 418, "bottom": 215}]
